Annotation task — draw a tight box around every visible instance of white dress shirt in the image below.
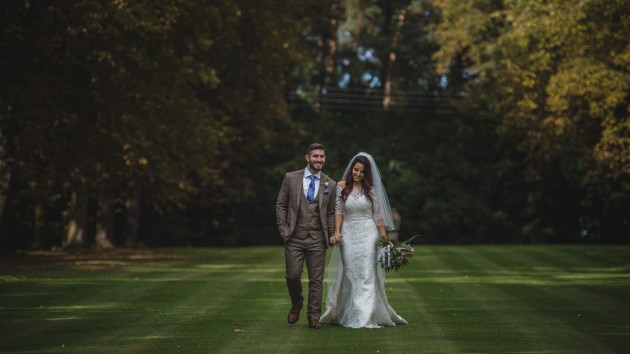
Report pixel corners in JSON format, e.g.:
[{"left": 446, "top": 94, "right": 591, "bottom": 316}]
[{"left": 303, "top": 168, "right": 321, "bottom": 199}]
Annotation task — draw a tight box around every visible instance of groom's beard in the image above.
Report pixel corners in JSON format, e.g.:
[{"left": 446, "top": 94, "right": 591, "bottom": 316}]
[{"left": 309, "top": 161, "right": 323, "bottom": 172}]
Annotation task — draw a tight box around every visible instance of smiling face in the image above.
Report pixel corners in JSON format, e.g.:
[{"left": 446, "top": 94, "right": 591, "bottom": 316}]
[
  {"left": 305, "top": 148, "right": 326, "bottom": 173},
  {"left": 351, "top": 162, "right": 365, "bottom": 183}
]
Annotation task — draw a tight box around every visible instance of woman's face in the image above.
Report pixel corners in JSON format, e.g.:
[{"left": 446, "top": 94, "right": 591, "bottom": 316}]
[{"left": 352, "top": 162, "right": 365, "bottom": 183}]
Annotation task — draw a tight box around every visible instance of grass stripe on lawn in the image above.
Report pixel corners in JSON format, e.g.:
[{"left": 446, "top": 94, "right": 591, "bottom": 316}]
[{"left": 1, "top": 245, "right": 629, "bottom": 353}]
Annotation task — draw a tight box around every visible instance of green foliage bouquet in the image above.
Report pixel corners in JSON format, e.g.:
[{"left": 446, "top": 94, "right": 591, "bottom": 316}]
[{"left": 376, "top": 235, "right": 418, "bottom": 272}]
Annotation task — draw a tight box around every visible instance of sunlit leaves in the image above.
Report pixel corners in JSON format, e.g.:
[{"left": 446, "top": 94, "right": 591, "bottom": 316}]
[
  {"left": 546, "top": 59, "right": 629, "bottom": 118},
  {"left": 436, "top": 0, "right": 630, "bottom": 177},
  {"left": 433, "top": 0, "right": 630, "bottom": 241}
]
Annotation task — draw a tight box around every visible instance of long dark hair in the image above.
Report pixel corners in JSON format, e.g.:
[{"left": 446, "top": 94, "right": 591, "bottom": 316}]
[{"left": 340, "top": 155, "right": 374, "bottom": 205}]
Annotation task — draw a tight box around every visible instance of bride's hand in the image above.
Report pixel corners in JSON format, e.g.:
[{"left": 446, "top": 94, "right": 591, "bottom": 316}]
[{"left": 331, "top": 232, "right": 342, "bottom": 245}]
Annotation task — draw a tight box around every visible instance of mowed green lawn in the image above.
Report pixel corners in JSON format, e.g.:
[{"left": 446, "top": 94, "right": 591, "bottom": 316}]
[{"left": 1, "top": 245, "right": 629, "bottom": 353}]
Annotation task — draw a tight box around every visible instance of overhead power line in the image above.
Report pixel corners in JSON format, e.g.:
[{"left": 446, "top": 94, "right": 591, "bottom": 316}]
[{"left": 286, "top": 87, "right": 462, "bottom": 114}]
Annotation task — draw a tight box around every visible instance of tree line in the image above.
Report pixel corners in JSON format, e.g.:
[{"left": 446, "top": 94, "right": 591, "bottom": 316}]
[{"left": 1, "top": 0, "right": 628, "bottom": 250}]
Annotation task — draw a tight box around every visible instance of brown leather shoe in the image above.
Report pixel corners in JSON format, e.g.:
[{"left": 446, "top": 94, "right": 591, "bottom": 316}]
[
  {"left": 288, "top": 307, "right": 301, "bottom": 324},
  {"left": 308, "top": 319, "right": 322, "bottom": 329}
]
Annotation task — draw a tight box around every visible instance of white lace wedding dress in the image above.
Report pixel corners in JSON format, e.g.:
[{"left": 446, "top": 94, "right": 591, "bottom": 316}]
[{"left": 320, "top": 186, "right": 407, "bottom": 328}]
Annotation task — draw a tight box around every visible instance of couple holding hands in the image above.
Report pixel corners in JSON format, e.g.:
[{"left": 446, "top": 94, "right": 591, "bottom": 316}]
[{"left": 276, "top": 143, "right": 407, "bottom": 329}]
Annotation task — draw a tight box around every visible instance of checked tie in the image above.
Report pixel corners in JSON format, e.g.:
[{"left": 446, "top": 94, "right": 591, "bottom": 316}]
[{"left": 307, "top": 175, "right": 316, "bottom": 202}]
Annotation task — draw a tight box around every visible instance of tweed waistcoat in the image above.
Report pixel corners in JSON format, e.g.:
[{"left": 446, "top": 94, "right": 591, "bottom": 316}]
[{"left": 293, "top": 191, "right": 324, "bottom": 240}]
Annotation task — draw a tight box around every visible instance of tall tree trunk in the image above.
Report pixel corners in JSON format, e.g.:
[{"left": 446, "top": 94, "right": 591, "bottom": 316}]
[
  {"left": 95, "top": 188, "right": 114, "bottom": 249},
  {"left": 64, "top": 185, "right": 88, "bottom": 250},
  {"left": 383, "top": 8, "right": 406, "bottom": 110},
  {"left": 324, "top": 0, "right": 340, "bottom": 88},
  {"left": 0, "top": 169, "right": 9, "bottom": 221},
  {"left": 314, "top": 37, "right": 324, "bottom": 113},
  {"left": 0, "top": 165, "right": 10, "bottom": 247},
  {"left": 32, "top": 198, "right": 51, "bottom": 250},
  {"left": 124, "top": 183, "right": 142, "bottom": 247},
  {"left": 315, "top": 0, "right": 340, "bottom": 112},
  {"left": 0, "top": 133, "right": 10, "bottom": 242},
  {"left": 29, "top": 181, "right": 52, "bottom": 249}
]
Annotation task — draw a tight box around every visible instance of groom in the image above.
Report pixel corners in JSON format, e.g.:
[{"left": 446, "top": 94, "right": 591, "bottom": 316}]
[{"left": 276, "top": 143, "right": 336, "bottom": 329}]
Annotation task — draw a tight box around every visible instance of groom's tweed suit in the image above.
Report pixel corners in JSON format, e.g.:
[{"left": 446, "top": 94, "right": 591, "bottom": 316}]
[{"left": 276, "top": 169, "right": 335, "bottom": 322}]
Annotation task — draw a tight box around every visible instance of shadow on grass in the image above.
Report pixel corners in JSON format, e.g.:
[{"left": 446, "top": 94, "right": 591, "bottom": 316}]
[{"left": 1, "top": 245, "right": 629, "bottom": 353}]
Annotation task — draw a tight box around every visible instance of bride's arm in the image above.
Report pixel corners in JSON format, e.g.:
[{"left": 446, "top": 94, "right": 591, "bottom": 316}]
[
  {"left": 376, "top": 222, "right": 393, "bottom": 247},
  {"left": 376, "top": 223, "right": 386, "bottom": 237},
  {"left": 372, "top": 193, "right": 392, "bottom": 245},
  {"left": 331, "top": 182, "right": 345, "bottom": 244},
  {"left": 333, "top": 214, "right": 344, "bottom": 243}
]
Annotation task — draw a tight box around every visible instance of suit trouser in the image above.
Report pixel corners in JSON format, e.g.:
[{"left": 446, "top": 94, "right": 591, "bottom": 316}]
[{"left": 284, "top": 236, "right": 326, "bottom": 321}]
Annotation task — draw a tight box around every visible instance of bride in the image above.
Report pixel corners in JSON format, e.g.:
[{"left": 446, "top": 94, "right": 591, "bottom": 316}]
[{"left": 320, "top": 152, "right": 407, "bottom": 328}]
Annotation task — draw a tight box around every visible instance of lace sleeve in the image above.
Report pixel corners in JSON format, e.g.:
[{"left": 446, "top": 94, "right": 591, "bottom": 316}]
[
  {"left": 372, "top": 191, "right": 385, "bottom": 227},
  {"left": 335, "top": 186, "right": 344, "bottom": 215}
]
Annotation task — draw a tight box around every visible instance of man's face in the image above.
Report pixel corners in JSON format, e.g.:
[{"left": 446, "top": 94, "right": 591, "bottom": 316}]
[{"left": 306, "top": 149, "right": 326, "bottom": 172}]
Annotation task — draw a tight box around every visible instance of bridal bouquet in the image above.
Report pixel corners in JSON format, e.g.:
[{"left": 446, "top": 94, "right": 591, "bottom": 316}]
[{"left": 376, "top": 235, "right": 418, "bottom": 272}]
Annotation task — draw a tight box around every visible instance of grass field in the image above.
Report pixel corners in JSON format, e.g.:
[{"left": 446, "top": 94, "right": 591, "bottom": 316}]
[{"left": 1, "top": 245, "right": 630, "bottom": 353}]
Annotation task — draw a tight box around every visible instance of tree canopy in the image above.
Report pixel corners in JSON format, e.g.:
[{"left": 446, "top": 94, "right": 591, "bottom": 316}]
[
  {"left": 434, "top": 0, "right": 630, "bottom": 242},
  {"left": 1, "top": 0, "right": 628, "bottom": 249}
]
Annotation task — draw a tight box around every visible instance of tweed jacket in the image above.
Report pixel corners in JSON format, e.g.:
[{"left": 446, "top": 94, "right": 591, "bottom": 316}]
[{"left": 276, "top": 169, "right": 336, "bottom": 245}]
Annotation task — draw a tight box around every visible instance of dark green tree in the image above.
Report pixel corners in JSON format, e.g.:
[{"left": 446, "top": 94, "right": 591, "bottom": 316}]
[{"left": 434, "top": 0, "right": 630, "bottom": 242}]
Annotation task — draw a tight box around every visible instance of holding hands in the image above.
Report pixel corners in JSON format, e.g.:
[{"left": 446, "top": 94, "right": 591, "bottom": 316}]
[{"left": 330, "top": 231, "right": 342, "bottom": 245}]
